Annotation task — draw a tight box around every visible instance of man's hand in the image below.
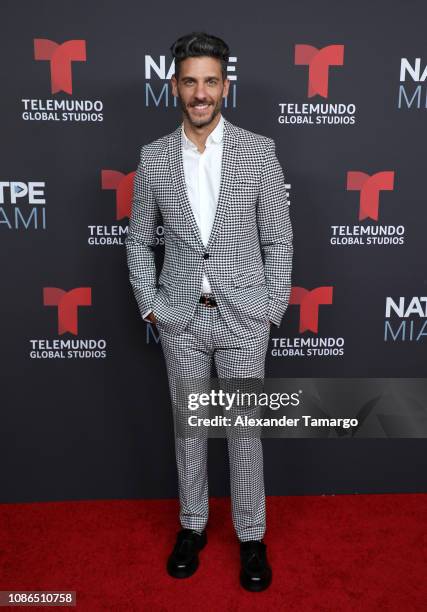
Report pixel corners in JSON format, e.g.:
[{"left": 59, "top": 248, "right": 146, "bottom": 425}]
[{"left": 147, "top": 312, "right": 158, "bottom": 325}]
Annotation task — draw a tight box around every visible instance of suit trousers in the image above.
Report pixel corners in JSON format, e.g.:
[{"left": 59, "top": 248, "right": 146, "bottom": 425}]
[{"left": 157, "top": 299, "right": 271, "bottom": 542}]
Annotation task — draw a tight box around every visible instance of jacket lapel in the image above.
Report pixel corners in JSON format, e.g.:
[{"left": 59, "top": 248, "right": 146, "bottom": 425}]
[
  {"left": 168, "top": 123, "right": 204, "bottom": 249},
  {"left": 206, "top": 117, "right": 239, "bottom": 250},
  {"left": 167, "top": 115, "right": 239, "bottom": 252}
]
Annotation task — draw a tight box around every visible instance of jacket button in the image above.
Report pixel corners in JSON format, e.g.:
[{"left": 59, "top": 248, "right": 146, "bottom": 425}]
[{"left": 203, "top": 253, "right": 209, "bottom": 259}]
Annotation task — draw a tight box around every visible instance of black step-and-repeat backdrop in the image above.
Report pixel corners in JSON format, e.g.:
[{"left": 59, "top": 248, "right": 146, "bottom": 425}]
[{"left": 1, "top": 1, "right": 426, "bottom": 503}]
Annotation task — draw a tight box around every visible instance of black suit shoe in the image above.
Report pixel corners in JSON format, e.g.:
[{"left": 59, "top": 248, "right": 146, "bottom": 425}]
[
  {"left": 240, "top": 540, "right": 272, "bottom": 591},
  {"left": 167, "top": 528, "right": 207, "bottom": 578}
]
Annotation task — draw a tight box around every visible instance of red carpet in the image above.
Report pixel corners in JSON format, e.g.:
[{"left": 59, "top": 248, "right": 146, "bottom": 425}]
[{"left": 0, "top": 494, "right": 426, "bottom": 611}]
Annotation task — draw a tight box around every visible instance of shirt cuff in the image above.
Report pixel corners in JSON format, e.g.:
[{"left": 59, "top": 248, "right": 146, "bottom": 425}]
[{"left": 142, "top": 308, "right": 153, "bottom": 322}]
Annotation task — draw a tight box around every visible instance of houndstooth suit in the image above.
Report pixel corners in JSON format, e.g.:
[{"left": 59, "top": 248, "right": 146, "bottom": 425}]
[{"left": 125, "top": 116, "right": 293, "bottom": 541}]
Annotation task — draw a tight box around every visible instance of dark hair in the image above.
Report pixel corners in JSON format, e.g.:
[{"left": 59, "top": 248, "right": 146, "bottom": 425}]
[{"left": 170, "top": 31, "right": 230, "bottom": 81}]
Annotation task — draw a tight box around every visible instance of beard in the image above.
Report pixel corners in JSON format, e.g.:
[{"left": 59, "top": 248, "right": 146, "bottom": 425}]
[{"left": 178, "top": 94, "right": 223, "bottom": 128}]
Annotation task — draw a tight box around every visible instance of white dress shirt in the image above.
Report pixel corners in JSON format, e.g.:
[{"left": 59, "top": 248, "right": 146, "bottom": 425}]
[{"left": 142, "top": 114, "right": 224, "bottom": 322}]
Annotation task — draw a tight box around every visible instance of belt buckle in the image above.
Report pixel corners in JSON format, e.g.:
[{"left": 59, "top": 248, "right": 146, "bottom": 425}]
[{"left": 201, "top": 293, "right": 213, "bottom": 307}]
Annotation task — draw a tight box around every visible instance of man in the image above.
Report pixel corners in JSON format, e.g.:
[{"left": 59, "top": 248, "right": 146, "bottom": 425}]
[{"left": 125, "top": 32, "right": 293, "bottom": 592}]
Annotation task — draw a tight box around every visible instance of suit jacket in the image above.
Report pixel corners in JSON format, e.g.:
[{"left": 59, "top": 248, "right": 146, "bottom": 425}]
[{"left": 125, "top": 116, "right": 293, "bottom": 338}]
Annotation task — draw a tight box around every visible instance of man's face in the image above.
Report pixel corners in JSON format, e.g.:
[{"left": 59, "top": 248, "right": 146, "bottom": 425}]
[{"left": 171, "top": 56, "right": 230, "bottom": 128}]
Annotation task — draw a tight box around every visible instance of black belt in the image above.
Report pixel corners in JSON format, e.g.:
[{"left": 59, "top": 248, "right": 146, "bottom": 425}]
[{"left": 199, "top": 294, "right": 217, "bottom": 307}]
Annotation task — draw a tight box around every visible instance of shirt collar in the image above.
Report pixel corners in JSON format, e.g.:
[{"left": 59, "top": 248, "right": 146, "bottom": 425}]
[{"left": 181, "top": 114, "right": 224, "bottom": 150}]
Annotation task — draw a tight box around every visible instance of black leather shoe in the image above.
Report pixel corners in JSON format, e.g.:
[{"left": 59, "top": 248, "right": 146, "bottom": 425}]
[
  {"left": 167, "top": 528, "right": 207, "bottom": 578},
  {"left": 240, "top": 540, "right": 272, "bottom": 591}
]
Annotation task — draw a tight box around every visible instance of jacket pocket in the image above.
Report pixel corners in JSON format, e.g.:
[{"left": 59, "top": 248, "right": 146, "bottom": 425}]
[
  {"left": 232, "top": 179, "right": 259, "bottom": 193},
  {"left": 233, "top": 269, "right": 266, "bottom": 287}
]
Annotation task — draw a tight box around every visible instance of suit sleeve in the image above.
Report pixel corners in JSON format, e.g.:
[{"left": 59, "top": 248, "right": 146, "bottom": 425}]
[
  {"left": 257, "top": 138, "right": 293, "bottom": 327},
  {"left": 124, "top": 146, "right": 161, "bottom": 320}
]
